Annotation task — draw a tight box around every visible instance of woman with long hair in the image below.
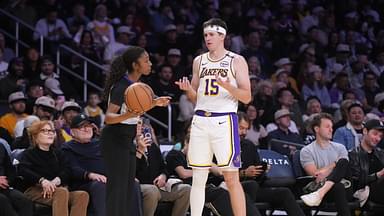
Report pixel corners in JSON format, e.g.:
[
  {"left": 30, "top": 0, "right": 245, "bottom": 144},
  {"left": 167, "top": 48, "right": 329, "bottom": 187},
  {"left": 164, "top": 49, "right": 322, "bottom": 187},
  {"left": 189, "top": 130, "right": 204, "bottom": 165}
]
[
  {"left": 245, "top": 104, "right": 268, "bottom": 147},
  {"left": 101, "top": 46, "right": 170, "bottom": 216}
]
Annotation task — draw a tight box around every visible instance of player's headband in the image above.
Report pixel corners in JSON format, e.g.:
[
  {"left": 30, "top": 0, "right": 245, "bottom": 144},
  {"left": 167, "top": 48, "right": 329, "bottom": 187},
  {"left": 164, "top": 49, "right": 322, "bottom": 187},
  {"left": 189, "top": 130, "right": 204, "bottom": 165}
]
[{"left": 203, "top": 25, "right": 227, "bottom": 35}]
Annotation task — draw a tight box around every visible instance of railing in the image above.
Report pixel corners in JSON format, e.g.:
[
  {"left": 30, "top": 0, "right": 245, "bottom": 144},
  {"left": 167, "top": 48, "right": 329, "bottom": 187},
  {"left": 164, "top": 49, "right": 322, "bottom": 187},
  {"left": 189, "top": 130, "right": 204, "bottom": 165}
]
[
  {"left": 268, "top": 138, "right": 306, "bottom": 150},
  {"left": 0, "top": 8, "right": 44, "bottom": 56},
  {"left": 0, "top": 9, "right": 173, "bottom": 142}
]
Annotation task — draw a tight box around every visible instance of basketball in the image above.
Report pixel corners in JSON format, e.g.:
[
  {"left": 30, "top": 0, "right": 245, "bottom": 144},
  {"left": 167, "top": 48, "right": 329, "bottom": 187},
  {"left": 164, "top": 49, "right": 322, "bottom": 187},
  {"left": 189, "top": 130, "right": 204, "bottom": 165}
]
[{"left": 124, "top": 82, "right": 154, "bottom": 112}]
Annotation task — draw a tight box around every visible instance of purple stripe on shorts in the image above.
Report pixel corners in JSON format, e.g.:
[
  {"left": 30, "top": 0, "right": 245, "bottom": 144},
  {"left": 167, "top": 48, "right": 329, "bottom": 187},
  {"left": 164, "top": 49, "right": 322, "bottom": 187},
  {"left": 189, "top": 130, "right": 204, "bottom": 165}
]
[{"left": 230, "top": 113, "right": 241, "bottom": 168}]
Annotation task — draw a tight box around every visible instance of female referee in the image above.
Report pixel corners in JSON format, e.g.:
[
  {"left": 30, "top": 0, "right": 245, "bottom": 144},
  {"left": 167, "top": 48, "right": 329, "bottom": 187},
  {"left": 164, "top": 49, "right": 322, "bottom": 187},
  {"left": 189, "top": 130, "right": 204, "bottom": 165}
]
[{"left": 101, "top": 46, "right": 170, "bottom": 216}]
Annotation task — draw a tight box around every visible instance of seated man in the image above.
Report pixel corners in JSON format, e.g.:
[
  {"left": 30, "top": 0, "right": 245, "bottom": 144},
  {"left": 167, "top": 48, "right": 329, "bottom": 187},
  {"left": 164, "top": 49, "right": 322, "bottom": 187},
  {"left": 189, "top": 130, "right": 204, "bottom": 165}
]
[
  {"left": 166, "top": 133, "right": 261, "bottom": 216},
  {"left": 237, "top": 112, "right": 305, "bottom": 216},
  {"left": 0, "top": 140, "right": 33, "bottom": 216},
  {"left": 349, "top": 119, "right": 384, "bottom": 206},
  {"left": 136, "top": 122, "right": 190, "bottom": 216},
  {"left": 62, "top": 114, "right": 143, "bottom": 216},
  {"left": 300, "top": 113, "right": 353, "bottom": 216}
]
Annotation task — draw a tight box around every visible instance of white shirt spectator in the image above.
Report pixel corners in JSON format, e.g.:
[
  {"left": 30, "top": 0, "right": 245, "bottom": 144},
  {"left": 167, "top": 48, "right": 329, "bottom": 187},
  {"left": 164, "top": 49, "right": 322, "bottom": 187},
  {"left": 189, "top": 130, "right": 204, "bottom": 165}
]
[
  {"left": 103, "top": 42, "right": 130, "bottom": 63},
  {"left": 177, "top": 94, "right": 195, "bottom": 122},
  {"left": 34, "top": 18, "right": 71, "bottom": 41}
]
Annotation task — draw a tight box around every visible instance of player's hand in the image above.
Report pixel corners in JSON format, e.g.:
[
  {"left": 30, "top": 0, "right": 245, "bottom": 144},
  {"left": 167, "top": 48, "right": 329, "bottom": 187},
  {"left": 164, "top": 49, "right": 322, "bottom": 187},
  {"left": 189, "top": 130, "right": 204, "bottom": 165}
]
[
  {"left": 153, "top": 174, "right": 166, "bottom": 188},
  {"left": 0, "top": 176, "right": 9, "bottom": 189},
  {"left": 175, "top": 77, "right": 193, "bottom": 92},
  {"left": 127, "top": 109, "right": 144, "bottom": 116},
  {"left": 153, "top": 96, "right": 171, "bottom": 107},
  {"left": 215, "top": 73, "right": 231, "bottom": 90}
]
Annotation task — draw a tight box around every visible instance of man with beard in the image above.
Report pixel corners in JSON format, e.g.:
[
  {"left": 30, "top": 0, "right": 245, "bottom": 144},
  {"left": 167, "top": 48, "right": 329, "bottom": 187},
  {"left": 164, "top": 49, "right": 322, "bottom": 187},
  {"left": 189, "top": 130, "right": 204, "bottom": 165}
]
[
  {"left": 0, "top": 91, "right": 28, "bottom": 137},
  {"left": 0, "top": 58, "right": 26, "bottom": 100}
]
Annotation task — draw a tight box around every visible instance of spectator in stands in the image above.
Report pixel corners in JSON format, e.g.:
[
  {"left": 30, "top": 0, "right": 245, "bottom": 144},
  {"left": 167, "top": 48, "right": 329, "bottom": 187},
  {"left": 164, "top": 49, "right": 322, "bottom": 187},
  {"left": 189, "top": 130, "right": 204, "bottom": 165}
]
[
  {"left": 34, "top": 6, "right": 71, "bottom": 53},
  {"left": 23, "top": 47, "right": 40, "bottom": 81},
  {"left": 334, "top": 102, "right": 365, "bottom": 150},
  {"left": 237, "top": 112, "right": 305, "bottom": 216},
  {"left": 302, "top": 65, "right": 331, "bottom": 108},
  {"left": 7, "top": 0, "right": 37, "bottom": 26},
  {"left": 25, "top": 80, "right": 45, "bottom": 114},
  {"left": 66, "top": 3, "right": 91, "bottom": 36},
  {"left": 135, "top": 122, "right": 190, "bottom": 216},
  {"left": 45, "top": 78, "right": 64, "bottom": 97},
  {"left": 152, "top": 64, "right": 181, "bottom": 101},
  {"left": 333, "top": 99, "right": 355, "bottom": 130},
  {"left": 84, "top": 92, "right": 104, "bottom": 129},
  {"left": 0, "top": 91, "right": 28, "bottom": 137},
  {"left": 19, "top": 120, "right": 89, "bottom": 216},
  {"left": 103, "top": 26, "right": 135, "bottom": 64},
  {"left": 150, "top": 3, "right": 175, "bottom": 33},
  {"left": 325, "top": 44, "right": 351, "bottom": 82},
  {"left": 268, "top": 109, "right": 303, "bottom": 157},
  {"left": 12, "top": 115, "right": 39, "bottom": 149},
  {"left": 72, "top": 30, "right": 102, "bottom": 66},
  {"left": 272, "top": 57, "right": 299, "bottom": 93},
  {"left": 0, "top": 32, "right": 15, "bottom": 62},
  {"left": 87, "top": 4, "right": 115, "bottom": 47},
  {"left": 241, "top": 30, "right": 271, "bottom": 74},
  {"left": 349, "top": 119, "right": 384, "bottom": 207},
  {"left": 300, "top": 113, "right": 353, "bottom": 215},
  {"left": 303, "top": 96, "right": 322, "bottom": 122},
  {"left": 247, "top": 56, "right": 267, "bottom": 80},
  {"left": 61, "top": 114, "right": 106, "bottom": 216},
  {"left": 166, "top": 48, "right": 187, "bottom": 81},
  {"left": 0, "top": 138, "right": 33, "bottom": 216},
  {"left": 0, "top": 57, "right": 26, "bottom": 100},
  {"left": 158, "top": 24, "right": 184, "bottom": 57},
  {"left": 349, "top": 54, "right": 372, "bottom": 89},
  {"left": 356, "top": 71, "right": 380, "bottom": 111},
  {"left": 274, "top": 87, "right": 303, "bottom": 130},
  {"left": 253, "top": 80, "right": 275, "bottom": 125},
  {"left": 60, "top": 101, "right": 82, "bottom": 142},
  {"left": 373, "top": 49, "right": 384, "bottom": 76},
  {"left": 0, "top": 48, "right": 9, "bottom": 78},
  {"left": 273, "top": 68, "right": 300, "bottom": 97},
  {"left": 245, "top": 104, "right": 268, "bottom": 147},
  {"left": 300, "top": 6, "right": 325, "bottom": 34},
  {"left": 371, "top": 93, "right": 384, "bottom": 119},
  {"left": 329, "top": 72, "right": 351, "bottom": 108}
]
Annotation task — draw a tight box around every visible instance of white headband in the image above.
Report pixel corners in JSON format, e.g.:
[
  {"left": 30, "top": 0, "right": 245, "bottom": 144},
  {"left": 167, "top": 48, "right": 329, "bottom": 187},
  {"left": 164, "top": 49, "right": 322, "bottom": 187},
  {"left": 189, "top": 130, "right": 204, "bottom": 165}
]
[{"left": 204, "top": 25, "right": 227, "bottom": 35}]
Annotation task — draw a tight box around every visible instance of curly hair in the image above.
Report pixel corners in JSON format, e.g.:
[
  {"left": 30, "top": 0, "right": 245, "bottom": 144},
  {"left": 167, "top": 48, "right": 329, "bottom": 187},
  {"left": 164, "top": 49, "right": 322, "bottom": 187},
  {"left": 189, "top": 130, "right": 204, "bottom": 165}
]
[{"left": 103, "top": 46, "right": 145, "bottom": 100}]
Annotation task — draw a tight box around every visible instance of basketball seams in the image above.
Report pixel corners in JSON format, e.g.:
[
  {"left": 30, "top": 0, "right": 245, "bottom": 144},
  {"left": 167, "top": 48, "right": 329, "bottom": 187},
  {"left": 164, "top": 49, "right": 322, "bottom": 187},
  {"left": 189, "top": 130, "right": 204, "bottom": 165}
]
[
  {"left": 141, "top": 85, "right": 154, "bottom": 109},
  {"left": 132, "top": 86, "right": 145, "bottom": 112},
  {"left": 124, "top": 83, "right": 154, "bottom": 112}
]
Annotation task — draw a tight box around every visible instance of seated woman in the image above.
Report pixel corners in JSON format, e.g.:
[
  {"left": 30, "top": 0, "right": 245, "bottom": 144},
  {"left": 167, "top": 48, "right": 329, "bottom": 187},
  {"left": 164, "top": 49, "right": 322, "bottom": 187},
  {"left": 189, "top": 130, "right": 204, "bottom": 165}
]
[{"left": 18, "top": 120, "right": 89, "bottom": 216}]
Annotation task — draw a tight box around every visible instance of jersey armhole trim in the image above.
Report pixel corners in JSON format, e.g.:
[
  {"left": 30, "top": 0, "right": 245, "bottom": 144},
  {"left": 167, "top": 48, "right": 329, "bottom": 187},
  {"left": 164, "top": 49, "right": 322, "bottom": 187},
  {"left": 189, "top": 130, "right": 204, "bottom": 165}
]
[
  {"left": 197, "top": 55, "right": 203, "bottom": 77},
  {"left": 230, "top": 55, "right": 235, "bottom": 78}
]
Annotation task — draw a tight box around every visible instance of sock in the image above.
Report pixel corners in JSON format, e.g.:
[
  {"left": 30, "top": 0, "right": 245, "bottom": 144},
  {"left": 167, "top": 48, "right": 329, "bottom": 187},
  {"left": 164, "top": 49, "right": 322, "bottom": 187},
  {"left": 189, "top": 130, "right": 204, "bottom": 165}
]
[{"left": 190, "top": 168, "right": 209, "bottom": 216}]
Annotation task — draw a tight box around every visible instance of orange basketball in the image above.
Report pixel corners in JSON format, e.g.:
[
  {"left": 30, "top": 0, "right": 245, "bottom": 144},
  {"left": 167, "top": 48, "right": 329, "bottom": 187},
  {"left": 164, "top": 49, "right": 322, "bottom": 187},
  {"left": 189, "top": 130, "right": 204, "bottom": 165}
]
[{"left": 124, "top": 82, "right": 154, "bottom": 112}]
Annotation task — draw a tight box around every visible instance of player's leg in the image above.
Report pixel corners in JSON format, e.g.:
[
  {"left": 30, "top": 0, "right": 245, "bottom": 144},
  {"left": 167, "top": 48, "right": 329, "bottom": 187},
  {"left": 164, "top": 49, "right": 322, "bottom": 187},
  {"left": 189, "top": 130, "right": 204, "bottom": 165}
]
[
  {"left": 212, "top": 113, "right": 246, "bottom": 216},
  {"left": 222, "top": 169, "right": 246, "bottom": 216},
  {"left": 188, "top": 116, "right": 213, "bottom": 216}
]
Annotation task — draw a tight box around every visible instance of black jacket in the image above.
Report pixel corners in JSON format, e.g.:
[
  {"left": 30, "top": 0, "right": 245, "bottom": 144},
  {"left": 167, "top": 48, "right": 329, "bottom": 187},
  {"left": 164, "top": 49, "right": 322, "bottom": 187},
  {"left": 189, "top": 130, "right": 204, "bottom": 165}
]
[{"left": 349, "top": 146, "right": 384, "bottom": 190}]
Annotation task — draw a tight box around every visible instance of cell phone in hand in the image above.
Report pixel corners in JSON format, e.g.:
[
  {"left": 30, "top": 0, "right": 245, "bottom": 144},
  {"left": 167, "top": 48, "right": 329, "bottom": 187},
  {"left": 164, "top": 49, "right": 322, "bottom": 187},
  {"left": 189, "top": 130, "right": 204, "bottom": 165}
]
[{"left": 260, "top": 162, "right": 268, "bottom": 171}]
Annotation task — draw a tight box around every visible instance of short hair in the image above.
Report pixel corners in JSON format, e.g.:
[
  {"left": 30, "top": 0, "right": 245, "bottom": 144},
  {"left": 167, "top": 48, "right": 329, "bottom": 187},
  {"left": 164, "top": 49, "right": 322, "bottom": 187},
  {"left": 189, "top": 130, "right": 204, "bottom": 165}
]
[
  {"left": 347, "top": 102, "right": 364, "bottom": 113},
  {"left": 27, "top": 120, "right": 55, "bottom": 147},
  {"left": 311, "top": 113, "right": 333, "bottom": 131},
  {"left": 306, "top": 96, "right": 321, "bottom": 109},
  {"left": 203, "top": 18, "right": 228, "bottom": 33},
  {"left": 237, "top": 111, "right": 250, "bottom": 126},
  {"left": 276, "top": 87, "right": 292, "bottom": 99}
]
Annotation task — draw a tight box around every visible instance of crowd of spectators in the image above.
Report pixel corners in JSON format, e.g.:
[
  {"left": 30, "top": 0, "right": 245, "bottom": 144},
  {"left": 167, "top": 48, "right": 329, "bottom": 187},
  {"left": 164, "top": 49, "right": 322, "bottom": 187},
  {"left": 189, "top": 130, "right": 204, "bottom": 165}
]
[{"left": 1, "top": 0, "right": 384, "bottom": 215}]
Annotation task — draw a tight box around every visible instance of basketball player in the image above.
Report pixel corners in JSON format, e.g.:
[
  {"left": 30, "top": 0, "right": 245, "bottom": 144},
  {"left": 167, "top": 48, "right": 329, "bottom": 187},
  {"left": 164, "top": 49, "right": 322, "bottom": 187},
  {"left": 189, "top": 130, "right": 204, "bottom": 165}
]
[{"left": 176, "top": 18, "right": 251, "bottom": 216}]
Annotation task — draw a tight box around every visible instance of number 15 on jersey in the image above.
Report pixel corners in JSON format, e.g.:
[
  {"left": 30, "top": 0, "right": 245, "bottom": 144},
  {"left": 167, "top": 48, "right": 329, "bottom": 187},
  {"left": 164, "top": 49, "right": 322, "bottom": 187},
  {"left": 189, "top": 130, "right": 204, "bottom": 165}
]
[{"left": 204, "top": 78, "right": 219, "bottom": 96}]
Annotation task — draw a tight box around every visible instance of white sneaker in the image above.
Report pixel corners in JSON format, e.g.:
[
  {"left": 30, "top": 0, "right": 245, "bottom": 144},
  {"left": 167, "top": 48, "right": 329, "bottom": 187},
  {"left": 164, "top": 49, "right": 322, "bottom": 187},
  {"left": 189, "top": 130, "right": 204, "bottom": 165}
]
[{"left": 301, "top": 191, "right": 322, "bottom": 206}]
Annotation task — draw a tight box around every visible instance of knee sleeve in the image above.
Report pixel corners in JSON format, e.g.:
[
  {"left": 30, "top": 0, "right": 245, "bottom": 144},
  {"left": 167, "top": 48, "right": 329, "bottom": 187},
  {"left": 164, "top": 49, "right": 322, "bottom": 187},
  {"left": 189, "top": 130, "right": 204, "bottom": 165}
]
[{"left": 190, "top": 169, "right": 209, "bottom": 216}]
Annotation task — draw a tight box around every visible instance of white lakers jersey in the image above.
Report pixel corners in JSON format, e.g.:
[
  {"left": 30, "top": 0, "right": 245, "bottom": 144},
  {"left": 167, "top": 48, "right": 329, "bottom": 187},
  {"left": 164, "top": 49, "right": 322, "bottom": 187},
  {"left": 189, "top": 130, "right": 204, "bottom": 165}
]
[{"left": 195, "top": 51, "right": 238, "bottom": 112}]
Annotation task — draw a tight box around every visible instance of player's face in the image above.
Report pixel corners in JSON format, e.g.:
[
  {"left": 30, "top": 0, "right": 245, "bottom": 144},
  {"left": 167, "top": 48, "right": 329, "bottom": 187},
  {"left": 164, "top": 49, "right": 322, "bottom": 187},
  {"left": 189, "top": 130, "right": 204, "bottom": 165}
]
[
  {"left": 204, "top": 31, "right": 224, "bottom": 50},
  {"left": 136, "top": 51, "right": 152, "bottom": 75}
]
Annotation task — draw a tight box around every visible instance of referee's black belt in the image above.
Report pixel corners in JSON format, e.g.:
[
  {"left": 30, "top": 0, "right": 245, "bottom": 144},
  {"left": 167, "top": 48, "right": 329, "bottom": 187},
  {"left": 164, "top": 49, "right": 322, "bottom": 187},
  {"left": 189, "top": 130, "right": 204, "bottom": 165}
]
[{"left": 195, "top": 110, "right": 236, "bottom": 117}]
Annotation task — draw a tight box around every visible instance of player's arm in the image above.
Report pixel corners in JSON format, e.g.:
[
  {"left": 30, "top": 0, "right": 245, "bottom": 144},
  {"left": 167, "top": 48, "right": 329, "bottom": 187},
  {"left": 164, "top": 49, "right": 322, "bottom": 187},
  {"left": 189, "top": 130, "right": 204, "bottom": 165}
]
[
  {"left": 216, "top": 55, "right": 251, "bottom": 104},
  {"left": 175, "top": 56, "right": 200, "bottom": 104}
]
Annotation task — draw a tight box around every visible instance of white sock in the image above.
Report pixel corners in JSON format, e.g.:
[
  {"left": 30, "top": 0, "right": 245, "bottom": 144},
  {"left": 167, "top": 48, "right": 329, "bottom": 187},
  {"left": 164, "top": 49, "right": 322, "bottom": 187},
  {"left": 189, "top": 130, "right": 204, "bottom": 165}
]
[{"left": 190, "top": 168, "right": 209, "bottom": 216}]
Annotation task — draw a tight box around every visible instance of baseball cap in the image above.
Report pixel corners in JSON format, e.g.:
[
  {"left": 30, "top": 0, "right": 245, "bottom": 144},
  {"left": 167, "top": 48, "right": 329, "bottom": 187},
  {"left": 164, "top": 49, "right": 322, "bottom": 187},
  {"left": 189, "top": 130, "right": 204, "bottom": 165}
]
[
  {"left": 374, "top": 92, "right": 384, "bottom": 105},
  {"left": 336, "top": 44, "right": 350, "bottom": 53},
  {"left": 274, "top": 58, "right": 293, "bottom": 68},
  {"left": 45, "top": 78, "right": 64, "bottom": 95},
  {"left": 164, "top": 24, "right": 177, "bottom": 32},
  {"left": 70, "top": 114, "right": 91, "bottom": 128},
  {"left": 275, "top": 68, "right": 289, "bottom": 77},
  {"left": 61, "top": 101, "right": 81, "bottom": 112},
  {"left": 364, "top": 119, "right": 384, "bottom": 131},
  {"left": 274, "top": 109, "right": 291, "bottom": 120},
  {"left": 117, "top": 26, "right": 136, "bottom": 37},
  {"left": 35, "top": 96, "right": 56, "bottom": 110},
  {"left": 8, "top": 91, "right": 27, "bottom": 103},
  {"left": 168, "top": 48, "right": 181, "bottom": 56}
]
